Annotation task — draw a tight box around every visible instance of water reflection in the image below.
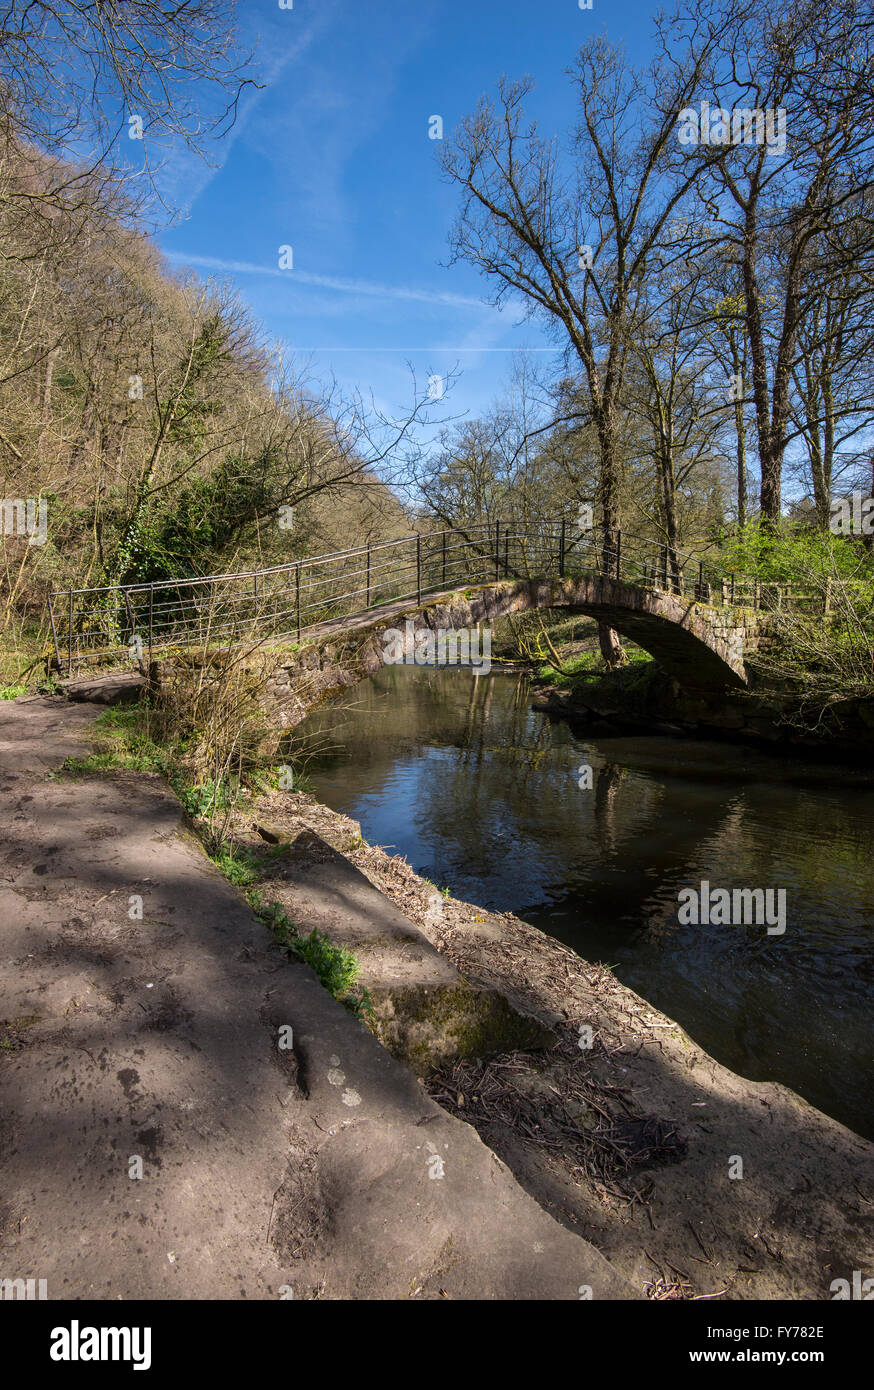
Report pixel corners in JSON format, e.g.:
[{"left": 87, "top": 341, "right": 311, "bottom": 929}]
[{"left": 298, "top": 665, "right": 874, "bottom": 1139}]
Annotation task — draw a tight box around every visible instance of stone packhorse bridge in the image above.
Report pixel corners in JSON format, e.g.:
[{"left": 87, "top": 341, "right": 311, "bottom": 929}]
[
  {"left": 51, "top": 520, "right": 769, "bottom": 719},
  {"left": 252, "top": 575, "right": 761, "bottom": 734}
]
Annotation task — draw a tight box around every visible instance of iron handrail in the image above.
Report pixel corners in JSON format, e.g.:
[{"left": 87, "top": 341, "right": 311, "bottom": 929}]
[{"left": 48, "top": 518, "right": 802, "bottom": 675}]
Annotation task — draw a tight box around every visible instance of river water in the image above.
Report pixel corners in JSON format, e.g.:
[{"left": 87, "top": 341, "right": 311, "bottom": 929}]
[{"left": 297, "top": 666, "right": 874, "bottom": 1140}]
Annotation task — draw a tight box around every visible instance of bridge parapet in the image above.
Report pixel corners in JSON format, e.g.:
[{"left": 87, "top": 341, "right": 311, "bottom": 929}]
[
  {"left": 147, "top": 578, "right": 765, "bottom": 740},
  {"left": 48, "top": 519, "right": 792, "bottom": 679}
]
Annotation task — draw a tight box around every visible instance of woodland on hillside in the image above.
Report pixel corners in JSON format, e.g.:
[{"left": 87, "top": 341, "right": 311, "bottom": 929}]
[{"left": 1, "top": 0, "right": 873, "bottom": 698}]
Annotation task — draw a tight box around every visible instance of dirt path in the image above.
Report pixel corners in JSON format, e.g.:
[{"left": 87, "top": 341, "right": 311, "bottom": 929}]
[{"left": 0, "top": 695, "right": 635, "bottom": 1300}]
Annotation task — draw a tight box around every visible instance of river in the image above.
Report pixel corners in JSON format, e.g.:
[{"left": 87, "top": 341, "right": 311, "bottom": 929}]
[{"left": 296, "top": 665, "right": 874, "bottom": 1140}]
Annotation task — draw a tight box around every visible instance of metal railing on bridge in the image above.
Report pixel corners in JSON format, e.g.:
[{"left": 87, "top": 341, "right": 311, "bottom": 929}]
[{"left": 47, "top": 519, "right": 802, "bottom": 676}]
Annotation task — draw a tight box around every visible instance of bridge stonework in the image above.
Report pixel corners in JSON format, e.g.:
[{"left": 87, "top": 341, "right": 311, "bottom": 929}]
[{"left": 250, "top": 577, "right": 762, "bottom": 733}]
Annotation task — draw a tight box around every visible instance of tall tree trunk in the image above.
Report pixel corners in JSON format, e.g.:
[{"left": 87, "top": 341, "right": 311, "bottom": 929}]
[
  {"left": 809, "top": 434, "right": 829, "bottom": 531},
  {"left": 730, "top": 349, "right": 747, "bottom": 529},
  {"left": 36, "top": 345, "right": 59, "bottom": 460},
  {"left": 660, "top": 454, "right": 681, "bottom": 594},
  {"left": 803, "top": 368, "right": 830, "bottom": 530},
  {"left": 743, "top": 199, "right": 815, "bottom": 526},
  {"left": 863, "top": 455, "right": 874, "bottom": 554},
  {"left": 822, "top": 371, "right": 835, "bottom": 528},
  {"left": 596, "top": 412, "right": 627, "bottom": 668},
  {"left": 735, "top": 408, "right": 747, "bottom": 530},
  {"left": 759, "top": 438, "right": 783, "bottom": 524}
]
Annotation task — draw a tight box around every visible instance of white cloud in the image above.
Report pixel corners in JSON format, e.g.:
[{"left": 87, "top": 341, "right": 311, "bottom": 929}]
[{"left": 163, "top": 250, "right": 498, "bottom": 311}]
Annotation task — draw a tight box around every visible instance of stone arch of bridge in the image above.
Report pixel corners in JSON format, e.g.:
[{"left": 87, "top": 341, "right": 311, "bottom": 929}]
[{"left": 307, "top": 576, "right": 754, "bottom": 696}]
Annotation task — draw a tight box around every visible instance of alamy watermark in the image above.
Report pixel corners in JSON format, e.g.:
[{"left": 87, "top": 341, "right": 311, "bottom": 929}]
[
  {"left": 381, "top": 619, "right": 491, "bottom": 673},
  {"left": 677, "top": 102, "right": 787, "bottom": 157},
  {"left": 678, "top": 880, "right": 786, "bottom": 935},
  {"left": 830, "top": 492, "right": 874, "bottom": 536},
  {"left": 830, "top": 1271, "right": 874, "bottom": 1299},
  {"left": 0, "top": 497, "right": 47, "bottom": 546},
  {"left": 0, "top": 1276, "right": 47, "bottom": 1299},
  {"left": 50, "top": 1321, "right": 151, "bottom": 1370}
]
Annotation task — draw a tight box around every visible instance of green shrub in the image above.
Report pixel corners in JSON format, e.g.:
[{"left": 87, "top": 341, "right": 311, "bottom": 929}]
[
  {"left": 715, "top": 524, "right": 874, "bottom": 699},
  {"left": 212, "top": 846, "right": 261, "bottom": 887}
]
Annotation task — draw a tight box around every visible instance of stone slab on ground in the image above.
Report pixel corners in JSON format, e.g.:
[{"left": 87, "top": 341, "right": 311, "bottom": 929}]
[
  {"left": 259, "top": 827, "right": 557, "bottom": 1069},
  {"left": 58, "top": 673, "right": 145, "bottom": 705},
  {"left": 0, "top": 696, "right": 636, "bottom": 1300},
  {"left": 232, "top": 790, "right": 874, "bottom": 1301}
]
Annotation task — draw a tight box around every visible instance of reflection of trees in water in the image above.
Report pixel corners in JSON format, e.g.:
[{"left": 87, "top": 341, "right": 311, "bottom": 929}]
[
  {"left": 459, "top": 674, "right": 556, "bottom": 790},
  {"left": 304, "top": 666, "right": 873, "bottom": 936},
  {"left": 570, "top": 762, "right": 748, "bottom": 941},
  {"left": 301, "top": 668, "right": 874, "bottom": 1138},
  {"left": 593, "top": 761, "right": 624, "bottom": 856},
  {"left": 458, "top": 670, "right": 493, "bottom": 765}
]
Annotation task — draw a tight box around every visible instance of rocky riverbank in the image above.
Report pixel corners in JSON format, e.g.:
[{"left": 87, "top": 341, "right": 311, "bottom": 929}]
[
  {"left": 226, "top": 785, "right": 874, "bottom": 1301},
  {"left": 528, "top": 661, "right": 874, "bottom": 756}
]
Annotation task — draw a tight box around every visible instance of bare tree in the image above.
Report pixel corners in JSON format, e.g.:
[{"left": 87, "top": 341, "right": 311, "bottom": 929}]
[
  {"left": 787, "top": 196, "right": 874, "bottom": 528},
  {"left": 0, "top": 0, "right": 256, "bottom": 224},
  {"left": 672, "top": 0, "right": 874, "bottom": 523},
  {"left": 627, "top": 269, "right": 730, "bottom": 587},
  {"left": 438, "top": 23, "right": 725, "bottom": 665}
]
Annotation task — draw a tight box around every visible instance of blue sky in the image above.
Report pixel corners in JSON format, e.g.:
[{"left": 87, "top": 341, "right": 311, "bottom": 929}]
[{"left": 159, "top": 0, "right": 655, "bottom": 430}]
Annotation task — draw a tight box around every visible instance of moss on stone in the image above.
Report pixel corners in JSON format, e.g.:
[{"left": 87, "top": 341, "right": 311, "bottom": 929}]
[{"left": 368, "top": 978, "right": 556, "bottom": 1072}]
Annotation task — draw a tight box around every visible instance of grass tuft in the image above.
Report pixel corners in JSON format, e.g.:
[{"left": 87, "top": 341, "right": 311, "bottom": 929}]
[{"left": 247, "top": 889, "right": 374, "bottom": 1022}]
